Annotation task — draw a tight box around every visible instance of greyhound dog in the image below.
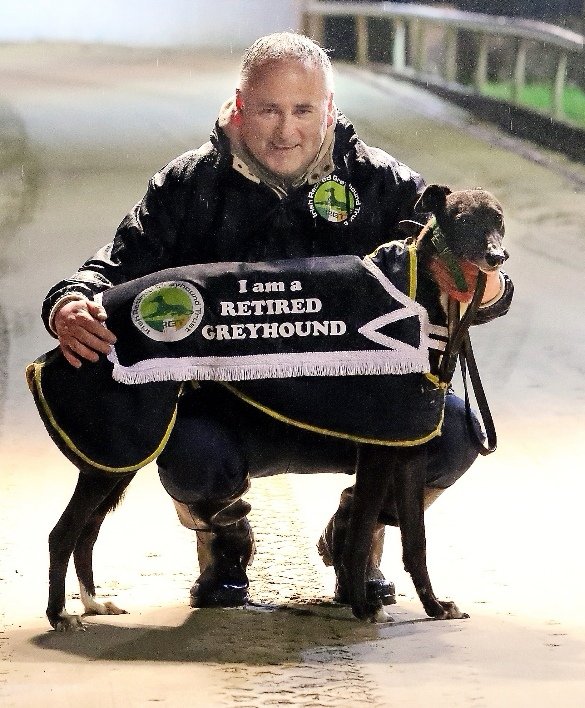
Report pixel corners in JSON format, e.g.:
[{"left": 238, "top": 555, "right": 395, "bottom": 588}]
[{"left": 43, "top": 185, "right": 508, "bottom": 630}]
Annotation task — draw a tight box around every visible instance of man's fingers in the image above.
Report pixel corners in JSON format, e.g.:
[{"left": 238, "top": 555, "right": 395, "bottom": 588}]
[
  {"left": 70, "top": 313, "right": 117, "bottom": 344},
  {"left": 57, "top": 311, "right": 117, "bottom": 346},
  {"left": 61, "top": 335, "right": 106, "bottom": 367},
  {"left": 62, "top": 326, "right": 116, "bottom": 365},
  {"left": 72, "top": 316, "right": 117, "bottom": 346},
  {"left": 70, "top": 327, "right": 113, "bottom": 357},
  {"left": 60, "top": 343, "right": 82, "bottom": 369},
  {"left": 86, "top": 300, "right": 108, "bottom": 322},
  {"left": 54, "top": 298, "right": 117, "bottom": 366},
  {"left": 58, "top": 327, "right": 115, "bottom": 362}
]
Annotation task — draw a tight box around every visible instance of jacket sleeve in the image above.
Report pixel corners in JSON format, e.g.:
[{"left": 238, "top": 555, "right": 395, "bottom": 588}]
[
  {"left": 365, "top": 145, "right": 427, "bottom": 232},
  {"left": 41, "top": 162, "right": 187, "bottom": 335},
  {"left": 392, "top": 160, "right": 427, "bottom": 223}
]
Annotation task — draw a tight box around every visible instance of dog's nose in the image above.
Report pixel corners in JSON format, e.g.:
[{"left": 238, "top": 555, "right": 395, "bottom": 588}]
[
  {"left": 485, "top": 246, "right": 508, "bottom": 268},
  {"left": 485, "top": 251, "right": 508, "bottom": 268}
]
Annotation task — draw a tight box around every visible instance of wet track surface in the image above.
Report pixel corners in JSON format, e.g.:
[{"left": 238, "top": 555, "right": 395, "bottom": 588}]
[{"left": 1, "top": 44, "right": 585, "bottom": 706}]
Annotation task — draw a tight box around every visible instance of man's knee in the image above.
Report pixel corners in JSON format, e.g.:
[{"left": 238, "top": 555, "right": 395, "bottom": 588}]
[
  {"left": 157, "top": 414, "right": 247, "bottom": 504},
  {"left": 425, "top": 393, "right": 483, "bottom": 489}
]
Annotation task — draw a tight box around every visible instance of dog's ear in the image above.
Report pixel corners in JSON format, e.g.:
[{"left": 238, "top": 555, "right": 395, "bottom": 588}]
[{"left": 415, "top": 185, "right": 452, "bottom": 214}]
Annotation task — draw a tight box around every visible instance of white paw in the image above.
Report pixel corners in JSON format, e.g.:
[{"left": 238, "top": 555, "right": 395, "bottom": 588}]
[
  {"left": 373, "top": 607, "right": 394, "bottom": 623},
  {"left": 99, "top": 601, "right": 129, "bottom": 616},
  {"left": 438, "top": 600, "right": 469, "bottom": 620},
  {"left": 80, "top": 585, "right": 128, "bottom": 616},
  {"left": 55, "top": 612, "right": 86, "bottom": 632}
]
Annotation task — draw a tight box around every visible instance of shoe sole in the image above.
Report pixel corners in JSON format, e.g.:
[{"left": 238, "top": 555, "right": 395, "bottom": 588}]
[{"left": 190, "top": 586, "right": 249, "bottom": 608}]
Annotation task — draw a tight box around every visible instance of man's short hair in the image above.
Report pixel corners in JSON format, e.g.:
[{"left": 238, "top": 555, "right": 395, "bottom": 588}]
[{"left": 239, "top": 32, "right": 334, "bottom": 93}]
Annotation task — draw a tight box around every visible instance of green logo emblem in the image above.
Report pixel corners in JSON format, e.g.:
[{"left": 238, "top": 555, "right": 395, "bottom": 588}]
[
  {"left": 309, "top": 176, "right": 360, "bottom": 224},
  {"left": 132, "top": 281, "right": 204, "bottom": 341}
]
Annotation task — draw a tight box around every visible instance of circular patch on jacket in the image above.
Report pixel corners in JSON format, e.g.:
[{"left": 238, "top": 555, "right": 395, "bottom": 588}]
[
  {"left": 131, "top": 281, "right": 204, "bottom": 341},
  {"left": 309, "top": 176, "right": 361, "bottom": 224}
]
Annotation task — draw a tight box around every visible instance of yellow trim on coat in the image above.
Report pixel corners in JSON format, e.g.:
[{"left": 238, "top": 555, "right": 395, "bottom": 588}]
[
  {"left": 424, "top": 372, "right": 448, "bottom": 388},
  {"left": 407, "top": 241, "right": 418, "bottom": 300},
  {"left": 366, "top": 240, "right": 418, "bottom": 300},
  {"left": 28, "top": 360, "right": 178, "bottom": 473},
  {"left": 221, "top": 382, "right": 444, "bottom": 447}
]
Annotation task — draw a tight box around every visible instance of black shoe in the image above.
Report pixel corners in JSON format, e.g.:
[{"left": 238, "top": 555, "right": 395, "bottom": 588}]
[
  {"left": 334, "top": 575, "right": 396, "bottom": 606},
  {"left": 317, "top": 511, "right": 396, "bottom": 606},
  {"left": 189, "top": 558, "right": 249, "bottom": 608},
  {"left": 189, "top": 514, "right": 255, "bottom": 608}
]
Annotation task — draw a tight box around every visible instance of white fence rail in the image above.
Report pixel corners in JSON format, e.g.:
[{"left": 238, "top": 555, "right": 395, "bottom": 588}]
[{"left": 302, "top": 1, "right": 584, "bottom": 121}]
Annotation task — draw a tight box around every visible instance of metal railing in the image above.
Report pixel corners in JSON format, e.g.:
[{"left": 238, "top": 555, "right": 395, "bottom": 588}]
[{"left": 301, "top": 1, "right": 585, "bottom": 121}]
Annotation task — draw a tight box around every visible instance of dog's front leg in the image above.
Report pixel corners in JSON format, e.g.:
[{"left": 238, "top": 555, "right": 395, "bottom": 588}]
[{"left": 394, "top": 447, "right": 468, "bottom": 620}]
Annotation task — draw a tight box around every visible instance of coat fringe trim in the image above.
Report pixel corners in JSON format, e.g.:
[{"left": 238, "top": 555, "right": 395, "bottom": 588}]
[{"left": 109, "top": 349, "right": 430, "bottom": 385}]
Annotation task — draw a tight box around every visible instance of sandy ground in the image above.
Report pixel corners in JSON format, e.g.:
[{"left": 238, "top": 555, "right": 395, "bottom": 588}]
[{"left": 1, "top": 44, "right": 585, "bottom": 706}]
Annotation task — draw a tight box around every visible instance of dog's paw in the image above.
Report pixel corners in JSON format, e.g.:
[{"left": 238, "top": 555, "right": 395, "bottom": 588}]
[
  {"left": 54, "top": 612, "right": 86, "bottom": 632},
  {"left": 351, "top": 600, "right": 386, "bottom": 623},
  {"left": 436, "top": 600, "right": 469, "bottom": 620},
  {"left": 101, "top": 601, "right": 129, "bottom": 616},
  {"left": 80, "top": 586, "right": 128, "bottom": 616},
  {"left": 372, "top": 607, "right": 394, "bottom": 623},
  {"left": 83, "top": 600, "right": 129, "bottom": 617}
]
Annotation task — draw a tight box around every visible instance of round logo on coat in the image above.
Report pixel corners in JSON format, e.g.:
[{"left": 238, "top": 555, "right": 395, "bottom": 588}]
[
  {"left": 131, "top": 281, "right": 204, "bottom": 341},
  {"left": 309, "top": 176, "right": 361, "bottom": 224}
]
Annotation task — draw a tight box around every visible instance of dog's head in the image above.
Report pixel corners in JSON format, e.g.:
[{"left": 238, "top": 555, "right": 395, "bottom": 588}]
[{"left": 415, "top": 185, "right": 509, "bottom": 272}]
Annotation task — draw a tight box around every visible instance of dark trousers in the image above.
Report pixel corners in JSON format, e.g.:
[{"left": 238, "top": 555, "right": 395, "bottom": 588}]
[{"left": 158, "top": 383, "right": 482, "bottom": 505}]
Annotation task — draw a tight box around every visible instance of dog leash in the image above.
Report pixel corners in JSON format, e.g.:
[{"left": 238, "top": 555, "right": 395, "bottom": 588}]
[
  {"left": 411, "top": 216, "right": 498, "bottom": 454},
  {"left": 439, "top": 271, "right": 498, "bottom": 455},
  {"left": 460, "top": 332, "right": 497, "bottom": 455}
]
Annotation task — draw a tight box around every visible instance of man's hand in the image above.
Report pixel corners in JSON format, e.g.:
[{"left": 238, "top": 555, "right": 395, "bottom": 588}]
[
  {"left": 429, "top": 257, "right": 502, "bottom": 304},
  {"left": 53, "top": 299, "right": 117, "bottom": 368}
]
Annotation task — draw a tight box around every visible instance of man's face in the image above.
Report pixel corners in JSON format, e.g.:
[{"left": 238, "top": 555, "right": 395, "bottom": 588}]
[{"left": 238, "top": 59, "right": 333, "bottom": 182}]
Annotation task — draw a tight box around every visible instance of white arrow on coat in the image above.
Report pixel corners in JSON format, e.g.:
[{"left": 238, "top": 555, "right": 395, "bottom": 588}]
[{"left": 358, "top": 257, "right": 446, "bottom": 356}]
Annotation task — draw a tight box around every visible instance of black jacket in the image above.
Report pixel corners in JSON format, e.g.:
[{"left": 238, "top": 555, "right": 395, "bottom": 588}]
[{"left": 42, "top": 114, "right": 511, "bottom": 330}]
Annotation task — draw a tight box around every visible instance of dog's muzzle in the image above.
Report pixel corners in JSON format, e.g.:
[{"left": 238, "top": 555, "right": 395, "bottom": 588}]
[{"left": 484, "top": 245, "right": 509, "bottom": 269}]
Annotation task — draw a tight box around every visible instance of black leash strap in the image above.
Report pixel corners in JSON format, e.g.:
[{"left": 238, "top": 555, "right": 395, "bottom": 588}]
[
  {"left": 460, "top": 333, "right": 497, "bottom": 455},
  {"left": 438, "top": 271, "right": 498, "bottom": 455},
  {"left": 438, "top": 271, "right": 487, "bottom": 384}
]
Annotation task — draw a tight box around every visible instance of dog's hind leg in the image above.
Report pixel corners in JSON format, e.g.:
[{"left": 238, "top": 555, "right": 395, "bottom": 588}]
[
  {"left": 47, "top": 470, "right": 133, "bottom": 632},
  {"left": 394, "top": 447, "right": 468, "bottom": 620},
  {"left": 74, "top": 473, "right": 135, "bottom": 619},
  {"left": 342, "top": 445, "right": 393, "bottom": 622}
]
